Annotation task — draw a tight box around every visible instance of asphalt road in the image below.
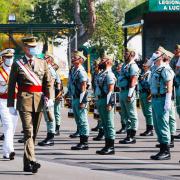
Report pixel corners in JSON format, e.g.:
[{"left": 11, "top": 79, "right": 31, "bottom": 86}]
[{"left": 0, "top": 107, "right": 180, "bottom": 180}]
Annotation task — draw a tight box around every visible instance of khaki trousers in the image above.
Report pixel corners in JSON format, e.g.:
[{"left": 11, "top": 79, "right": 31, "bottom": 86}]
[{"left": 19, "top": 111, "right": 42, "bottom": 167}]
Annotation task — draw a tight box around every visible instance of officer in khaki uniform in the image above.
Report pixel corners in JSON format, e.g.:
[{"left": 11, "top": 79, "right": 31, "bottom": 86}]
[{"left": 7, "top": 36, "right": 51, "bottom": 173}]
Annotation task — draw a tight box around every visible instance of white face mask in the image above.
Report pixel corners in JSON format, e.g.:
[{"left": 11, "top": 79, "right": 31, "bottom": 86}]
[
  {"left": 151, "top": 52, "right": 162, "bottom": 62},
  {"left": 29, "top": 47, "right": 37, "bottom": 56},
  {"left": 4, "top": 57, "right": 13, "bottom": 66}
]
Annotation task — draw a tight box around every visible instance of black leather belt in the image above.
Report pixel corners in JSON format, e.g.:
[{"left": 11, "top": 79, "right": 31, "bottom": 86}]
[
  {"left": 73, "top": 95, "right": 80, "bottom": 98},
  {"left": 152, "top": 93, "right": 166, "bottom": 98},
  {"left": 120, "top": 87, "right": 129, "bottom": 91},
  {"left": 139, "top": 89, "right": 148, "bottom": 93},
  {"left": 98, "top": 95, "right": 106, "bottom": 99}
]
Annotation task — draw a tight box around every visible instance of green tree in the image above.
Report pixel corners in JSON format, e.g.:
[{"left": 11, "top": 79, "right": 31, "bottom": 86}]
[
  {"left": 28, "top": 0, "right": 96, "bottom": 53},
  {"left": 0, "top": 0, "right": 33, "bottom": 23},
  {"left": 90, "top": 2, "right": 123, "bottom": 60},
  {"left": 0, "top": 0, "right": 34, "bottom": 48},
  {"left": 90, "top": 0, "right": 146, "bottom": 60}
]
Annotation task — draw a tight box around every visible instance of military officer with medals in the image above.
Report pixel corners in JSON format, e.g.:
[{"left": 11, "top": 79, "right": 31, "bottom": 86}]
[{"left": 7, "top": 36, "right": 51, "bottom": 173}]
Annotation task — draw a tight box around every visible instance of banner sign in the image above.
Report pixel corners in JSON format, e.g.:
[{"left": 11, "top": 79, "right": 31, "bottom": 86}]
[{"left": 149, "top": 0, "right": 180, "bottom": 12}]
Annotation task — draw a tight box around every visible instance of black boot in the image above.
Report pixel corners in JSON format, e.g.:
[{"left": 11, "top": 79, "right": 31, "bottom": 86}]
[
  {"left": 151, "top": 144, "right": 171, "bottom": 160},
  {"left": 71, "top": 135, "right": 89, "bottom": 150},
  {"left": 169, "top": 135, "right": 174, "bottom": 148},
  {"left": 93, "top": 128, "right": 104, "bottom": 141},
  {"left": 55, "top": 125, "right": 60, "bottom": 136},
  {"left": 174, "top": 133, "right": 180, "bottom": 139},
  {"left": 69, "top": 128, "right": 80, "bottom": 138},
  {"left": 140, "top": 125, "right": 153, "bottom": 136},
  {"left": 30, "top": 161, "right": 41, "bottom": 174},
  {"left": 116, "top": 124, "right": 126, "bottom": 134},
  {"left": 156, "top": 136, "right": 174, "bottom": 148},
  {"left": 18, "top": 137, "right": 25, "bottom": 143},
  {"left": 96, "top": 139, "right": 115, "bottom": 155},
  {"left": 0, "top": 134, "right": 4, "bottom": 140},
  {"left": 119, "top": 129, "right": 136, "bottom": 144},
  {"left": 38, "top": 133, "right": 54, "bottom": 146}
]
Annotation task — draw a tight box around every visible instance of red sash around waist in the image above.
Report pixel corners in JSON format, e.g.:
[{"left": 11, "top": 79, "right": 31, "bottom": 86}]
[
  {"left": 0, "top": 93, "right": 17, "bottom": 99},
  {"left": 18, "top": 85, "right": 42, "bottom": 93}
]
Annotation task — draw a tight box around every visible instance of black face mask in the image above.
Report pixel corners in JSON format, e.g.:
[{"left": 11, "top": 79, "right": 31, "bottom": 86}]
[{"left": 98, "top": 63, "right": 106, "bottom": 70}]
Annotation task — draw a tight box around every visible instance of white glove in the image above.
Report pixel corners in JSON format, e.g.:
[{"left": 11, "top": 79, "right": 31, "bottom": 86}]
[
  {"left": 128, "top": 87, "right": 135, "bottom": 98},
  {"left": 47, "top": 99, "right": 54, "bottom": 107},
  {"left": 9, "top": 107, "right": 17, "bottom": 115},
  {"left": 107, "top": 91, "right": 112, "bottom": 104},
  {"left": 164, "top": 93, "right": 172, "bottom": 112},
  {"left": 80, "top": 91, "right": 86, "bottom": 103}
]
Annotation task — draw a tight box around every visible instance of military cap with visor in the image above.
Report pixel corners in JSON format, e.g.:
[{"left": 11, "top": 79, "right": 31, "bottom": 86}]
[
  {"left": 0, "top": 48, "right": 15, "bottom": 57},
  {"left": 21, "top": 36, "right": 38, "bottom": 46}
]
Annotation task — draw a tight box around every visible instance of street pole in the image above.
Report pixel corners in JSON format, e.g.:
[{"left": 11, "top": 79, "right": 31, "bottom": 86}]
[
  {"left": 75, "top": 27, "right": 78, "bottom": 50},
  {"left": 68, "top": 36, "right": 71, "bottom": 67},
  {"left": 87, "top": 53, "right": 91, "bottom": 83}
]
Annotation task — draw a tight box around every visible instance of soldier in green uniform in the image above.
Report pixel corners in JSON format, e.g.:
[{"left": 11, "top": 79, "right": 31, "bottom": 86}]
[
  {"left": 38, "top": 55, "right": 62, "bottom": 146},
  {"left": 7, "top": 36, "right": 51, "bottom": 173},
  {"left": 138, "top": 61, "right": 153, "bottom": 136},
  {"left": 92, "top": 59, "right": 104, "bottom": 141},
  {"left": 118, "top": 49, "right": 139, "bottom": 144},
  {"left": 170, "top": 45, "right": 180, "bottom": 116},
  {"left": 170, "top": 45, "right": 180, "bottom": 139},
  {"left": 67, "top": 51, "right": 90, "bottom": 150},
  {"left": 164, "top": 53, "right": 176, "bottom": 148},
  {"left": 149, "top": 46, "right": 174, "bottom": 160},
  {"left": 115, "top": 62, "right": 127, "bottom": 134},
  {"left": 95, "top": 54, "right": 116, "bottom": 155},
  {"left": 66, "top": 65, "right": 80, "bottom": 139}
]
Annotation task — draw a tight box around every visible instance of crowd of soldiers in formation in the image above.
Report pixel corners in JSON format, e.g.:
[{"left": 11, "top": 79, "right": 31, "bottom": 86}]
[
  {"left": 64, "top": 45, "right": 180, "bottom": 161},
  {"left": 0, "top": 40, "right": 179, "bottom": 174}
]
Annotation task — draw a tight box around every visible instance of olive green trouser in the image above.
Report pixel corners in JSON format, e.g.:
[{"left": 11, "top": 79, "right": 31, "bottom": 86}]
[
  {"left": 54, "top": 101, "right": 62, "bottom": 126},
  {"left": 72, "top": 98, "right": 89, "bottom": 136},
  {"left": 139, "top": 92, "right": 153, "bottom": 126},
  {"left": 97, "top": 98, "right": 115, "bottom": 140},
  {"left": 43, "top": 106, "right": 55, "bottom": 134},
  {"left": 119, "top": 90, "right": 138, "bottom": 131},
  {"left": 152, "top": 97, "right": 170, "bottom": 144},
  {"left": 117, "top": 93, "right": 127, "bottom": 126},
  {"left": 169, "top": 100, "right": 176, "bottom": 135},
  {"left": 175, "top": 87, "right": 180, "bottom": 117}
]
